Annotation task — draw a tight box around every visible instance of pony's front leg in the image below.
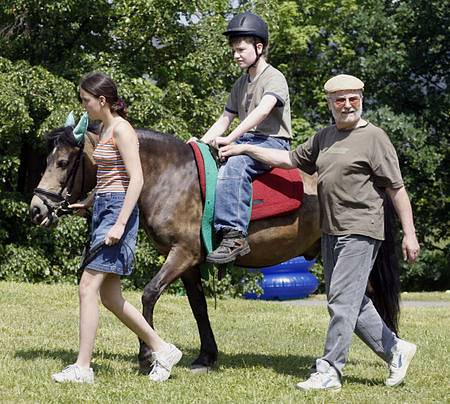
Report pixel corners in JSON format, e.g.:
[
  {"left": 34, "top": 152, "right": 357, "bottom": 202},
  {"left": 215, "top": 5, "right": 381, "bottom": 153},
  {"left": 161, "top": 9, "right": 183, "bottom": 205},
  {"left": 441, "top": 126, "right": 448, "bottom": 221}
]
[{"left": 138, "top": 247, "right": 197, "bottom": 374}]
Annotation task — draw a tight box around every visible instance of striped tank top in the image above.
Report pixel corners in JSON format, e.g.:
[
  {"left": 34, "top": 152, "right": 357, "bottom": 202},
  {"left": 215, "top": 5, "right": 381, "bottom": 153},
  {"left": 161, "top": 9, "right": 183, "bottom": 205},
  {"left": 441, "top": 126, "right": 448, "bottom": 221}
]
[{"left": 93, "top": 135, "right": 130, "bottom": 193}]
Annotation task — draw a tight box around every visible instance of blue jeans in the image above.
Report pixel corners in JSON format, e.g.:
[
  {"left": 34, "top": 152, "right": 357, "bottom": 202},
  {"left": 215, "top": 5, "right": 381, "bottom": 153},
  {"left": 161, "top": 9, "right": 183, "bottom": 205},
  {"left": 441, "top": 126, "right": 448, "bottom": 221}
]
[
  {"left": 88, "top": 192, "right": 139, "bottom": 276},
  {"left": 214, "top": 133, "right": 290, "bottom": 236}
]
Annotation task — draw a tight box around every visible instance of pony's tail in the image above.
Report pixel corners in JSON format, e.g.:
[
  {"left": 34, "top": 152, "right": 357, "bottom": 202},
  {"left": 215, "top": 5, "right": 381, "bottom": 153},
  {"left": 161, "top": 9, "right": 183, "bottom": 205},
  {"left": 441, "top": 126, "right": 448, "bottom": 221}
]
[{"left": 367, "top": 193, "right": 401, "bottom": 335}]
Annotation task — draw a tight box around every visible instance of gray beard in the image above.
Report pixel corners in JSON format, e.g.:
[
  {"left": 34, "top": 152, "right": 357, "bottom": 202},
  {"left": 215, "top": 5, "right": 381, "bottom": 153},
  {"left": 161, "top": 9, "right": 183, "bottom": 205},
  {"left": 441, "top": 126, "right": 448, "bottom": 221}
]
[{"left": 331, "top": 105, "right": 363, "bottom": 127}]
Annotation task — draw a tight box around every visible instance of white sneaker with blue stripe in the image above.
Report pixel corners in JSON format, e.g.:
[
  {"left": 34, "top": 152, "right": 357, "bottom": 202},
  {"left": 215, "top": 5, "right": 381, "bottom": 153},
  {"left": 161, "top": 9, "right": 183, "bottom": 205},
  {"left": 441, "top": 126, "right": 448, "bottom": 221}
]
[
  {"left": 149, "top": 343, "right": 182, "bottom": 382},
  {"left": 296, "top": 360, "right": 342, "bottom": 392},
  {"left": 52, "top": 364, "right": 94, "bottom": 384},
  {"left": 385, "top": 338, "right": 417, "bottom": 387}
]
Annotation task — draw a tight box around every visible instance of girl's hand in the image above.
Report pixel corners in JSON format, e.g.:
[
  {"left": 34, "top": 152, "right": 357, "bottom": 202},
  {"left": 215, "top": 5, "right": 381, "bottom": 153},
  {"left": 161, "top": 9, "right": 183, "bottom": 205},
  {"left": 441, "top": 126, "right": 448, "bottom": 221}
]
[
  {"left": 68, "top": 202, "right": 89, "bottom": 210},
  {"left": 105, "top": 223, "right": 125, "bottom": 245},
  {"left": 68, "top": 194, "right": 94, "bottom": 211}
]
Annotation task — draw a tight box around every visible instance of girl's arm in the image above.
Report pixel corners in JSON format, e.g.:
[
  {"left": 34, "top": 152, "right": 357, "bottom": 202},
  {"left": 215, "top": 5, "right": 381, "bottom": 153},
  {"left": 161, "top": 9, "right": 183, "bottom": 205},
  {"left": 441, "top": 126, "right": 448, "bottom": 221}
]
[{"left": 105, "top": 121, "right": 143, "bottom": 245}]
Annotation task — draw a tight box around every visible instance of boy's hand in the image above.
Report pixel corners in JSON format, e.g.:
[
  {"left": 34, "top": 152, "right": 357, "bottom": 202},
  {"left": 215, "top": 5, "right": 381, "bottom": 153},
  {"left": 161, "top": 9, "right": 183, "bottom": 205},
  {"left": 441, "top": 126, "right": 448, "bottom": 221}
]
[
  {"left": 186, "top": 136, "right": 199, "bottom": 143},
  {"left": 212, "top": 135, "right": 233, "bottom": 149}
]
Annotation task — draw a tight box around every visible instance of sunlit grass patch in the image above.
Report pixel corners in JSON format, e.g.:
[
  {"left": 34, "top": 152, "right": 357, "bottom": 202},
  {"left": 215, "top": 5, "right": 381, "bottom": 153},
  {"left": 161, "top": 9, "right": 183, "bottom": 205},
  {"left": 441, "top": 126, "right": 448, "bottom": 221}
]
[{"left": 0, "top": 282, "right": 448, "bottom": 403}]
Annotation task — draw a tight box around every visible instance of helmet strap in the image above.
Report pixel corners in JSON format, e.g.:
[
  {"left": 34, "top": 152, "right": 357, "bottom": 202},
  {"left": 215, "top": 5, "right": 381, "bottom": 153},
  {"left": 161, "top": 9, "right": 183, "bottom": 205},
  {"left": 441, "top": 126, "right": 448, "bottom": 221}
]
[{"left": 247, "top": 43, "right": 262, "bottom": 74}]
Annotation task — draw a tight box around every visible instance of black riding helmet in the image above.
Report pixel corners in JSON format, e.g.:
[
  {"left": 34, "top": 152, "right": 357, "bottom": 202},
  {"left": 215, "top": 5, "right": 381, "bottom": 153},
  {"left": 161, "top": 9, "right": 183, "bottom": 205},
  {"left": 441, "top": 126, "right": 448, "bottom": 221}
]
[
  {"left": 223, "top": 11, "right": 269, "bottom": 71},
  {"left": 223, "top": 11, "right": 269, "bottom": 46}
]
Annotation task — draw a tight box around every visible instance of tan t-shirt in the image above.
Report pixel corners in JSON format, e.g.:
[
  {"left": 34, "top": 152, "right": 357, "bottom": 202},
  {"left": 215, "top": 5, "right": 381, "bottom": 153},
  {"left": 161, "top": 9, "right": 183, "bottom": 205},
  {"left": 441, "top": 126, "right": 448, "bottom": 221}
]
[
  {"left": 225, "top": 65, "right": 292, "bottom": 139},
  {"left": 289, "top": 122, "right": 403, "bottom": 240}
]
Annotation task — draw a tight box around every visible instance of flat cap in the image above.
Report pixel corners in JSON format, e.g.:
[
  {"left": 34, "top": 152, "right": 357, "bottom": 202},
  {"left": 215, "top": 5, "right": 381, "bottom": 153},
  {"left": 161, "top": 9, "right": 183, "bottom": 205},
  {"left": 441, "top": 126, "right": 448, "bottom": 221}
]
[{"left": 324, "top": 74, "right": 364, "bottom": 93}]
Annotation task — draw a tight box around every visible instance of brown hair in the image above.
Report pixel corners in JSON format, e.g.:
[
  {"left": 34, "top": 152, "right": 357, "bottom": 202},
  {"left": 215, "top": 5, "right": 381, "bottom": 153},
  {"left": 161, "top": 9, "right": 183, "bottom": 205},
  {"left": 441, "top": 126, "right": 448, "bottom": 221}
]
[
  {"left": 79, "top": 72, "right": 128, "bottom": 119},
  {"left": 228, "top": 35, "right": 269, "bottom": 57}
]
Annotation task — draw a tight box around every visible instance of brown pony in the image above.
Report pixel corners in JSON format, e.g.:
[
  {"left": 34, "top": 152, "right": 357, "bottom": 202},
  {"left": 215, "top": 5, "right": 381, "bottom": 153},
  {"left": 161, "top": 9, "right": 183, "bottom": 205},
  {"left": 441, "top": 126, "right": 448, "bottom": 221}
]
[{"left": 30, "top": 126, "right": 400, "bottom": 374}]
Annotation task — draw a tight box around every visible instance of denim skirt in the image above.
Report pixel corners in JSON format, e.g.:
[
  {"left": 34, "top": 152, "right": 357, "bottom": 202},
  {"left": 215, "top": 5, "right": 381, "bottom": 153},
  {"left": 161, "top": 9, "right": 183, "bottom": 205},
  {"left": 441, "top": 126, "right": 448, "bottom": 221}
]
[{"left": 86, "top": 192, "right": 139, "bottom": 276}]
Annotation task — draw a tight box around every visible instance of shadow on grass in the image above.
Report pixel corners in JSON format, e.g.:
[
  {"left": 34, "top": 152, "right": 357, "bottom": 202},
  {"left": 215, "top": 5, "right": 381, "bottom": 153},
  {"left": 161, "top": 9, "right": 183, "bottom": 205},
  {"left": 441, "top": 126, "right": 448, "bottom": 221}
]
[
  {"left": 14, "top": 347, "right": 385, "bottom": 385},
  {"left": 343, "top": 358, "right": 387, "bottom": 386},
  {"left": 14, "top": 348, "right": 137, "bottom": 373},
  {"left": 211, "top": 350, "right": 316, "bottom": 378},
  {"left": 14, "top": 346, "right": 316, "bottom": 378}
]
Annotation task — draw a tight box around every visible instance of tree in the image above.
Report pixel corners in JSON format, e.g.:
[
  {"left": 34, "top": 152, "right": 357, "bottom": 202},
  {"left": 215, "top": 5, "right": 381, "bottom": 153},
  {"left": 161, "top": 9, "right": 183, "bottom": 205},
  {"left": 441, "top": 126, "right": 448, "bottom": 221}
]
[{"left": 0, "top": 0, "right": 448, "bottom": 290}]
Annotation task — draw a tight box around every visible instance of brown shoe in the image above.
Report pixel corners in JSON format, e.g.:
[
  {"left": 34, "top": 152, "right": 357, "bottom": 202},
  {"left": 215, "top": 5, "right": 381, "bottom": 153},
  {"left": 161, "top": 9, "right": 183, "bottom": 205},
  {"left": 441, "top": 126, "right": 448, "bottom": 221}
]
[{"left": 206, "top": 230, "right": 250, "bottom": 264}]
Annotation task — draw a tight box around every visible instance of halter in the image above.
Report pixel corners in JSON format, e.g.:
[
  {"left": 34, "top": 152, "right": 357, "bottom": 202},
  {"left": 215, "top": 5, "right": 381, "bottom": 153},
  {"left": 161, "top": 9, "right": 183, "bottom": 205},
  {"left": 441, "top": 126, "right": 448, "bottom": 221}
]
[{"left": 33, "top": 133, "right": 96, "bottom": 219}]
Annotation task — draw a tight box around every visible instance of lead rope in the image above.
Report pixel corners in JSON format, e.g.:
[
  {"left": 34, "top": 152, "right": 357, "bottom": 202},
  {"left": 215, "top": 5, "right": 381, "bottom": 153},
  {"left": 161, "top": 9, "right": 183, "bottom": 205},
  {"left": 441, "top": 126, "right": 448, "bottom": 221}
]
[
  {"left": 78, "top": 236, "right": 135, "bottom": 282},
  {"left": 213, "top": 266, "right": 217, "bottom": 310}
]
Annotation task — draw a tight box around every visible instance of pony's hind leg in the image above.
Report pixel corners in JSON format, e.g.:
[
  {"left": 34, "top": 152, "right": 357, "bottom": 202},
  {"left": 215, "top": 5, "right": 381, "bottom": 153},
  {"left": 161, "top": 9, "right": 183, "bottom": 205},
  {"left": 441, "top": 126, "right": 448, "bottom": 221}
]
[
  {"left": 138, "top": 246, "right": 198, "bottom": 374},
  {"left": 181, "top": 267, "right": 218, "bottom": 373}
]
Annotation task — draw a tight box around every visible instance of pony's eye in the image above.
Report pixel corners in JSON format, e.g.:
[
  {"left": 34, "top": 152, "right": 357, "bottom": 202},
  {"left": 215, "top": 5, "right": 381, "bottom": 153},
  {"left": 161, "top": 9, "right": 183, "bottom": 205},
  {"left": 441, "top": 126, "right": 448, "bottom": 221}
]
[{"left": 57, "top": 160, "right": 69, "bottom": 168}]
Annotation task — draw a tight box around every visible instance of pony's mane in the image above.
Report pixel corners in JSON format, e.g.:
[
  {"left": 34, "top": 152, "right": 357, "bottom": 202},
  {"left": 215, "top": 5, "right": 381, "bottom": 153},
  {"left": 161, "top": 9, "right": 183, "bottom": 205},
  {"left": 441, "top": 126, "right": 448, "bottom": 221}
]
[
  {"left": 135, "top": 128, "right": 186, "bottom": 146},
  {"left": 46, "top": 126, "right": 78, "bottom": 149},
  {"left": 45, "top": 124, "right": 185, "bottom": 152},
  {"left": 46, "top": 123, "right": 101, "bottom": 149}
]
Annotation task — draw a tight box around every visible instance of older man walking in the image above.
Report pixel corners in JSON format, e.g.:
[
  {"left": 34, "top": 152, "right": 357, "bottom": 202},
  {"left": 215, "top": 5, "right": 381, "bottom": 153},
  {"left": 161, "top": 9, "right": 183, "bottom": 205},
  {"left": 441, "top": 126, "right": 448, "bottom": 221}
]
[{"left": 219, "top": 74, "right": 420, "bottom": 391}]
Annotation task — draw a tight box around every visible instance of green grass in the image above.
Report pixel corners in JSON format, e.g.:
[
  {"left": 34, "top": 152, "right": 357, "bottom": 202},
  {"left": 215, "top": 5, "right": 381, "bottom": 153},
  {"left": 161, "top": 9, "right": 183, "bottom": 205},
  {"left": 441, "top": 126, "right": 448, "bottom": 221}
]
[
  {"left": 305, "top": 291, "right": 450, "bottom": 303},
  {"left": 0, "top": 282, "right": 449, "bottom": 403},
  {"left": 399, "top": 291, "right": 450, "bottom": 302}
]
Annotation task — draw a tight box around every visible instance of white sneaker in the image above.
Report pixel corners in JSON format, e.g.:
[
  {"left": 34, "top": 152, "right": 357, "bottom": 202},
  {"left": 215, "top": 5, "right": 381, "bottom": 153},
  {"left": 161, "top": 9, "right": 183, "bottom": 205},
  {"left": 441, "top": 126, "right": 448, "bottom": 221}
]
[
  {"left": 296, "top": 360, "right": 342, "bottom": 392},
  {"left": 386, "top": 339, "right": 417, "bottom": 387},
  {"left": 149, "top": 343, "right": 182, "bottom": 382},
  {"left": 52, "top": 364, "right": 94, "bottom": 384}
]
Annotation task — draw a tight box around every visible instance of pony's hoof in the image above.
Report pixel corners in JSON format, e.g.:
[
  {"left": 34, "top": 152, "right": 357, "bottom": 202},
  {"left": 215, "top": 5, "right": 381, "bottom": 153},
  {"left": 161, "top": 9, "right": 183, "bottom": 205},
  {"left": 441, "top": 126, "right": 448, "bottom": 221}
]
[
  {"left": 138, "top": 361, "right": 152, "bottom": 375},
  {"left": 189, "top": 363, "right": 214, "bottom": 374}
]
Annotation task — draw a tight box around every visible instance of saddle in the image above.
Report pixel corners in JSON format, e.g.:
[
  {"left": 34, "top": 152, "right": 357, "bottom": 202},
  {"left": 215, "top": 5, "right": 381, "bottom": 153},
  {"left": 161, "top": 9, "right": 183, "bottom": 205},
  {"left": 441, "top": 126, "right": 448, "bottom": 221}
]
[{"left": 189, "top": 142, "right": 303, "bottom": 221}]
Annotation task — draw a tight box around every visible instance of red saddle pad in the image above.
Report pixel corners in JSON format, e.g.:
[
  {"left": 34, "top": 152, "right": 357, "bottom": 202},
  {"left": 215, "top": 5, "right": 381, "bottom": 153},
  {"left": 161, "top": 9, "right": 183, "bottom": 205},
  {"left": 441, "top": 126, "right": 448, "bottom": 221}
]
[
  {"left": 189, "top": 142, "right": 303, "bottom": 222},
  {"left": 251, "top": 167, "right": 303, "bottom": 221}
]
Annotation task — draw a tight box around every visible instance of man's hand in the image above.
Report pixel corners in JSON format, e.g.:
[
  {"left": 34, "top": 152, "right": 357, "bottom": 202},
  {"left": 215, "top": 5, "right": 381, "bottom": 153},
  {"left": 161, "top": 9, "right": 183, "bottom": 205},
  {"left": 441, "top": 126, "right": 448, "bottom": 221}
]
[
  {"left": 402, "top": 233, "right": 420, "bottom": 263},
  {"left": 218, "top": 144, "right": 247, "bottom": 160},
  {"left": 212, "top": 136, "right": 233, "bottom": 149}
]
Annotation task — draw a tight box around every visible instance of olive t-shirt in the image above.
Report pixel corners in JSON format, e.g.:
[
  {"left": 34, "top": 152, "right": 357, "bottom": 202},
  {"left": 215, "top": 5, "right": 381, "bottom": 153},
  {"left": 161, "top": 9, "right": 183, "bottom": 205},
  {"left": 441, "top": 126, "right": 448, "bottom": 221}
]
[
  {"left": 225, "top": 65, "right": 292, "bottom": 139},
  {"left": 289, "top": 122, "right": 403, "bottom": 240}
]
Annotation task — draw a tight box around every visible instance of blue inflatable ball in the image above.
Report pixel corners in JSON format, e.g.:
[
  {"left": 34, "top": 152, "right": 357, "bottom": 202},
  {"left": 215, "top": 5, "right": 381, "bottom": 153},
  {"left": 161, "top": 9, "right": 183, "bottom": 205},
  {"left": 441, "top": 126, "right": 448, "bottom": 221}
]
[{"left": 244, "top": 256, "right": 318, "bottom": 300}]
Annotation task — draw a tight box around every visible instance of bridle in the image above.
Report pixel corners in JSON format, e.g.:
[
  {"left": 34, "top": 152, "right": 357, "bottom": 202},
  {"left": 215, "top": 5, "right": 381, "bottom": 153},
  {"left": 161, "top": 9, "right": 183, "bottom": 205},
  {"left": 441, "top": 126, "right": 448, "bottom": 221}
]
[{"left": 33, "top": 133, "right": 96, "bottom": 219}]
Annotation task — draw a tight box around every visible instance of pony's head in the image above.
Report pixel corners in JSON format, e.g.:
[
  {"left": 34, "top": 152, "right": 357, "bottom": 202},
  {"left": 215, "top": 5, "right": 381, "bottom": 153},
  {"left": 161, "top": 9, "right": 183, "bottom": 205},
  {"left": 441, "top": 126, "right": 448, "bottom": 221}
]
[{"left": 30, "top": 113, "right": 97, "bottom": 226}]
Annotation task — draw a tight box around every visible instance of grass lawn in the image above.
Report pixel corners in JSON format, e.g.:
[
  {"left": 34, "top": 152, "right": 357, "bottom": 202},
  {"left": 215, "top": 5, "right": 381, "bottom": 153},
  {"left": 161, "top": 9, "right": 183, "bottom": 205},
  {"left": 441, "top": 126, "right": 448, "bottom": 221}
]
[
  {"left": 301, "top": 291, "right": 450, "bottom": 302},
  {"left": 0, "top": 282, "right": 448, "bottom": 403}
]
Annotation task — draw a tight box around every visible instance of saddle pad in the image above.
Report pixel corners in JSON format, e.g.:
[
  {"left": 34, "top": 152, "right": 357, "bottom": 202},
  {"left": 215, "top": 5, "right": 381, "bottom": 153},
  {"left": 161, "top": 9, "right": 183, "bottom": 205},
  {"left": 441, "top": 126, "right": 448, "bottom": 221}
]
[
  {"left": 189, "top": 142, "right": 303, "bottom": 222},
  {"left": 251, "top": 167, "right": 303, "bottom": 220}
]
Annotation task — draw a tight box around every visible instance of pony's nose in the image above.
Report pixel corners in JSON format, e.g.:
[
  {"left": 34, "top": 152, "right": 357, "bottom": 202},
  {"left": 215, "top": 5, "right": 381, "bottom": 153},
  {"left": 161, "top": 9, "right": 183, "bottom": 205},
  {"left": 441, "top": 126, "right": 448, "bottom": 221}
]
[{"left": 31, "top": 206, "right": 42, "bottom": 222}]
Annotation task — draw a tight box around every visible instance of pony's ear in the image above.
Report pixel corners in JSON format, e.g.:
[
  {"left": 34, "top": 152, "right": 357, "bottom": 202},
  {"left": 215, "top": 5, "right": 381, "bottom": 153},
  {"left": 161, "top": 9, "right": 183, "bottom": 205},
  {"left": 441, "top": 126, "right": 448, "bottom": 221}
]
[
  {"left": 64, "top": 111, "right": 76, "bottom": 128},
  {"left": 73, "top": 112, "right": 89, "bottom": 144}
]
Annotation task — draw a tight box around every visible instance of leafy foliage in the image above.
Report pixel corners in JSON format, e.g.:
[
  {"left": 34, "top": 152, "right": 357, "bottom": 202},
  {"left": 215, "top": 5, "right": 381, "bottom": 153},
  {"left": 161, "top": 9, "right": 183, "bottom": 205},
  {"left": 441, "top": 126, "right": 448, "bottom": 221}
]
[{"left": 0, "top": 0, "right": 448, "bottom": 290}]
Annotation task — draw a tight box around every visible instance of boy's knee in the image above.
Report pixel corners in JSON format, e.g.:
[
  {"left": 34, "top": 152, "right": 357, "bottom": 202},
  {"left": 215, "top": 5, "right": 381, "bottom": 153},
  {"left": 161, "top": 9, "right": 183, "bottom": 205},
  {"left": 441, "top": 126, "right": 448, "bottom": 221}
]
[{"left": 219, "top": 155, "right": 250, "bottom": 175}]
